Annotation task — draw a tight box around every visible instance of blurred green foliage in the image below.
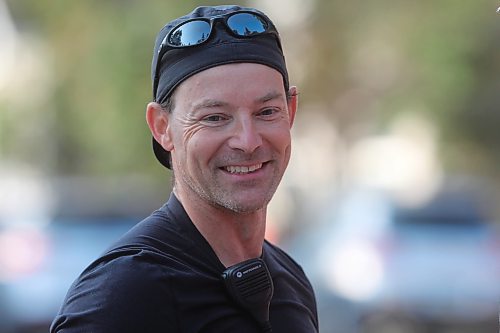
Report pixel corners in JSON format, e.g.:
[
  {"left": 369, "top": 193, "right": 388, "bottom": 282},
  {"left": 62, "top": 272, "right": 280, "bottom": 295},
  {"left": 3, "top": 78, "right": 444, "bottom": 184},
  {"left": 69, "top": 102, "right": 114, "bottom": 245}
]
[
  {"left": 3, "top": 0, "right": 226, "bottom": 177},
  {"left": 299, "top": 1, "right": 499, "bottom": 176},
  {"left": 2, "top": 0, "right": 499, "bottom": 183}
]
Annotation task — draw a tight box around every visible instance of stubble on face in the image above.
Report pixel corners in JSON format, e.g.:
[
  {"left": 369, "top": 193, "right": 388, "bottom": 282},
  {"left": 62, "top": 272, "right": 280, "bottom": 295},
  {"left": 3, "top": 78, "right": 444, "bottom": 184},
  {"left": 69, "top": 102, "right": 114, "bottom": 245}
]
[{"left": 175, "top": 150, "right": 290, "bottom": 214}]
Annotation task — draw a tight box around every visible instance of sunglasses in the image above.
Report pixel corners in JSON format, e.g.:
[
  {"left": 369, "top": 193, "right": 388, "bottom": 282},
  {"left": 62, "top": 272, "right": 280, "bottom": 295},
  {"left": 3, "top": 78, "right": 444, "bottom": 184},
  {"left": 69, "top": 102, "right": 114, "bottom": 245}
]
[{"left": 153, "top": 11, "right": 280, "bottom": 100}]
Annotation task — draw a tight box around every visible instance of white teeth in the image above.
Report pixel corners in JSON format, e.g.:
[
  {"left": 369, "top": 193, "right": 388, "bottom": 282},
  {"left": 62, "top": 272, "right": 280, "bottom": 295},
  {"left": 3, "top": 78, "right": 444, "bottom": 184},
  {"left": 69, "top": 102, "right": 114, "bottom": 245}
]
[{"left": 225, "top": 163, "right": 262, "bottom": 174}]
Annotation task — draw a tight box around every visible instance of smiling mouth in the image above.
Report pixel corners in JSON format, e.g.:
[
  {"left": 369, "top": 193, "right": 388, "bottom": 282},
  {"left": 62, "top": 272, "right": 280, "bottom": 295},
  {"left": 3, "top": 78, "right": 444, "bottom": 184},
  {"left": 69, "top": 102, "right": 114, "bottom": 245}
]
[{"left": 223, "top": 163, "right": 264, "bottom": 175}]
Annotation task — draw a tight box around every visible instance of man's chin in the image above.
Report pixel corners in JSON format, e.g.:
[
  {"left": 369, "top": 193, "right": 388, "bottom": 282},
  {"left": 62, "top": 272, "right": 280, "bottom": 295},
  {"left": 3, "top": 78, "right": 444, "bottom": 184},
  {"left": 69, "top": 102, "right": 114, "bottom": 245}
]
[{"left": 213, "top": 194, "right": 272, "bottom": 215}]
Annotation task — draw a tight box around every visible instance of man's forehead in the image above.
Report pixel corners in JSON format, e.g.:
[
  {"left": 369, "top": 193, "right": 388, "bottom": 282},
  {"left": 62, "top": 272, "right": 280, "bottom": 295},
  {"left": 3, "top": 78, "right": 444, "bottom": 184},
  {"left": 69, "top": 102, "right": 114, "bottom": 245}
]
[
  {"left": 175, "top": 63, "right": 286, "bottom": 94},
  {"left": 168, "top": 63, "right": 287, "bottom": 115}
]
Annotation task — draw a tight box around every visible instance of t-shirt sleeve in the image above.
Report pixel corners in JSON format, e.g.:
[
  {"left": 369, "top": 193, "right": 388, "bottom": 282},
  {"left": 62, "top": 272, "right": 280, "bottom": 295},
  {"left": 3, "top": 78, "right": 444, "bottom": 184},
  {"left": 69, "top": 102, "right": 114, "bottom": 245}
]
[{"left": 50, "top": 250, "right": 176, "bottom": 333}]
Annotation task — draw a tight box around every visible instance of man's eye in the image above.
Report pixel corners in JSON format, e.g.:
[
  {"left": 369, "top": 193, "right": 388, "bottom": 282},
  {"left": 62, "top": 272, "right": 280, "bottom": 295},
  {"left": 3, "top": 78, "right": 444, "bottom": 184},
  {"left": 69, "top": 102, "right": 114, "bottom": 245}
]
[
  {"left": 203, "top": 115, "right": 226, "bottom": 122},
  {"left": 259, "top": 108, "right": 279, "bottom": 117}
]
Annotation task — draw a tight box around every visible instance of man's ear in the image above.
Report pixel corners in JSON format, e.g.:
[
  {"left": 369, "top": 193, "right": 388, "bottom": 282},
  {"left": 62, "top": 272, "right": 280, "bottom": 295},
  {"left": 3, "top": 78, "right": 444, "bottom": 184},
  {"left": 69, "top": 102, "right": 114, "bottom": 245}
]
[
  {"left": 146, "top": 102, "right": 173, "bottom": 151},
  {"left": 287, "top": 86, "right": 298, "bottom": 128}
]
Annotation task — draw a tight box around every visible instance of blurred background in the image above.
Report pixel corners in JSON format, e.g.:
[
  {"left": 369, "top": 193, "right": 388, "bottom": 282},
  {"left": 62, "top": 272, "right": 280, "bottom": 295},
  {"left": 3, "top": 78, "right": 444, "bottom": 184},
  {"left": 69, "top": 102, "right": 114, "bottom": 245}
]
[{"left": 0, "top": 0, "right": 499, "bottom": 332}]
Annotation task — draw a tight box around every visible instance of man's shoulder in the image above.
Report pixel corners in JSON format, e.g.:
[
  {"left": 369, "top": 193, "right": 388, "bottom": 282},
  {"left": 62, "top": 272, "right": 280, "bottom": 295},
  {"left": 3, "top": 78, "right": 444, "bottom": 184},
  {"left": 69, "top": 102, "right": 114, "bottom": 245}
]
[
  {"left": 79, "top": 200, "right": 220, "bottom": 283},
  {"left": 110, "top": 207, "right": 187, "bottom": 252},
  {"left": 263, "top": 241, "right": 319, "bottom": 332},
  {"left": 106, "top": 193, "right": 197, "bottom": 252},
  {"left": 51, "top": 247, "right": 178, "bottom": 333},
  {"left": 263, "top": 240, "right": 305, "bottom": 272}
]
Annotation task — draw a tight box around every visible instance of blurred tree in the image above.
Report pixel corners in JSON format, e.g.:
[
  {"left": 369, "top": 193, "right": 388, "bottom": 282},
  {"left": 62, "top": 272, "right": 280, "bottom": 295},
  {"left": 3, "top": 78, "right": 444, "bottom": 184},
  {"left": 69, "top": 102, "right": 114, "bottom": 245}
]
[
  {"left": 3, "top": 0, "right": 228, "bottom": 178},
  {"left": 2, "top": 0, "right": 499, "bottom": 188},
  {"left": 299, "top": 0, "right": 499, "bottom": 179}
]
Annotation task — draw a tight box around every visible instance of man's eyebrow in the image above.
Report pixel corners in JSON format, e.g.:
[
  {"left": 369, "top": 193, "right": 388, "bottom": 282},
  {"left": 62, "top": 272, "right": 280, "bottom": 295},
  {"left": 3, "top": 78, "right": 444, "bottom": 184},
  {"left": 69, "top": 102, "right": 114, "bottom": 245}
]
[
  {"left": 257, "top": 91, "right": 285, "bottom": 103},
  {"left": 192, "top": 99, "right": 229, "bottom": 112},
  {"left": 190, "top": 91, "right": 284, "bottom": 113}
]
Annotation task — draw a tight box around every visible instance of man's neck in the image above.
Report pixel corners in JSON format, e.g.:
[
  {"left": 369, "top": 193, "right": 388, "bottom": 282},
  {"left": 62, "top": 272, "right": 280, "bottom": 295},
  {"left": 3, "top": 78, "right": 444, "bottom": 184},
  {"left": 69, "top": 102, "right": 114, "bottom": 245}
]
[{"left": 174, "top": 187, "right": 267, "bottom": 268}]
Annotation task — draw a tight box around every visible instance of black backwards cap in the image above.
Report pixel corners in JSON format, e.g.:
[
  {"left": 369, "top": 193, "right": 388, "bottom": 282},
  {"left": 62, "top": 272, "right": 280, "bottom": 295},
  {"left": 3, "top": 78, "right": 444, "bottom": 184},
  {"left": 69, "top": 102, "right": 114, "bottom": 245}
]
[{"left": 150, "top": 5, "right": 289, "bottom": 169}]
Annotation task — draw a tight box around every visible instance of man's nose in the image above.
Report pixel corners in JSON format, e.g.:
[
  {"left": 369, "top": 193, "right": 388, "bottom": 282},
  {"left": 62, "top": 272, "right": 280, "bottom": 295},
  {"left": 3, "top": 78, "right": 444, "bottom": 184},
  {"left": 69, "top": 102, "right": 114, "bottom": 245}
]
[{"left": 228, "top": 117, "right": 263, "bottom": 153}]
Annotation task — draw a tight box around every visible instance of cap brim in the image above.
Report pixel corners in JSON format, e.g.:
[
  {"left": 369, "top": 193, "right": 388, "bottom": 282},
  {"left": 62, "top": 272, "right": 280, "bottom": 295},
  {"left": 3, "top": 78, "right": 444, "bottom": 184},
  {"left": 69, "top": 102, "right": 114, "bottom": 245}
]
[{"left": 152, "top": 137, "right": 171, "bottom": 169}]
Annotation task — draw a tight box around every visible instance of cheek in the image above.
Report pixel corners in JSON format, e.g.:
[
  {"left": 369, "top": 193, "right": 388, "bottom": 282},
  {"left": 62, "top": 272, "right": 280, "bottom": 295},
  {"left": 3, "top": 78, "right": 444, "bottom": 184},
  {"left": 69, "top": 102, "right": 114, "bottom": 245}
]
[
  {"left": 183, "top": 129, "right": 224, "bottom": 164},
  {"left": 267, "top": 126, "right": 292, "bottom": 152}
]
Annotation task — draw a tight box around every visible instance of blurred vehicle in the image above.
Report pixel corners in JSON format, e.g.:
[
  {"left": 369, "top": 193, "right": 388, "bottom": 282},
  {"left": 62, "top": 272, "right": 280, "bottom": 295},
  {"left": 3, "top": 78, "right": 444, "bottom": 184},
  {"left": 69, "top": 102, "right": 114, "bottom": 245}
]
[
  {"left": 0, "top": 175, "right": 166, "bottom": 333},
  {"left": 288, "top": 182, "right": 500, "bottom": 333}
]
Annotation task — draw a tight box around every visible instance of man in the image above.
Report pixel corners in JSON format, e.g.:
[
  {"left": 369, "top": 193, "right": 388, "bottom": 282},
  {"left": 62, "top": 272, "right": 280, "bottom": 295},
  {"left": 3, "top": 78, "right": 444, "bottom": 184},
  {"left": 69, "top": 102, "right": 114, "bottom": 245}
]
[{"left": 51, "top": 5, "right": 318, "bottom": 332}]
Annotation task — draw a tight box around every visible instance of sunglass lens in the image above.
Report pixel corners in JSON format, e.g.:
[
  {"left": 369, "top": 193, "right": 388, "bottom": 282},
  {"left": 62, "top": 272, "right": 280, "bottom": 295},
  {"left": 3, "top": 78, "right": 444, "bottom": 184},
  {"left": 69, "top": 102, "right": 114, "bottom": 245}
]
[
  {"left": 168, "top": 20, "right": 211, "bottom": 46},
  {"left": 227, "top": 13, "right": 267, "bottom": 36}
]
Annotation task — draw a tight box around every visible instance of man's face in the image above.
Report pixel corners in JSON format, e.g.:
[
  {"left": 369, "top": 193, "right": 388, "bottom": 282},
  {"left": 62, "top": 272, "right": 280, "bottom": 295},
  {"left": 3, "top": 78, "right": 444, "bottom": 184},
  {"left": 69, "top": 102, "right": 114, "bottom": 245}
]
[{"left": 167, "top": 63, "right": 297, "bottom": 213}]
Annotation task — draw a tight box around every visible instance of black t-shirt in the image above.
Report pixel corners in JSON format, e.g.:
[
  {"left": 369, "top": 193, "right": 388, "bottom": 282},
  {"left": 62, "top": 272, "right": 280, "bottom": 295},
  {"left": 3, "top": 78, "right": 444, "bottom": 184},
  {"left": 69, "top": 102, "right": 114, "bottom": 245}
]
[{"left": 50, "top": 194, "right": 318, "bottom": 333}]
